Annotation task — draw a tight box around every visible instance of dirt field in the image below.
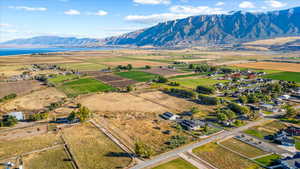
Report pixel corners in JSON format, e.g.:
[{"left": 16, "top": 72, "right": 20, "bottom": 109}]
[
  {"left": 0, "top": 88, "right": 66, "bottom": 112},
  {"left": 0, "top": 124, "right": 48, "bottom": 141},
  {"left": 233, "top": 62, "right": 300, "bottom": 72},
  {"left": 0, "top": 80, "right": 44, "bottom": 98},
  {"left": 94, "top": 73, "right": 138, "bottom": 88},
  {"left": 63, "top": 123, "right": 131, "bottom": 169}
]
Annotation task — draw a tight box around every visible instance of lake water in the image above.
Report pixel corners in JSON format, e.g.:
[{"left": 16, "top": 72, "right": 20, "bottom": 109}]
[{"left": 0, "top": 47, "right": 117, "bottom": 56}]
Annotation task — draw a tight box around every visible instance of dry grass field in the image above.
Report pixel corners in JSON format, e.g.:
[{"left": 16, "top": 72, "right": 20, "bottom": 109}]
[
  {"left": 78, "top": 92, "right": 169, "bottom": 113},
  {"left": 193, "top": 143, "right": 261, "bottom": 169},
  {"left": 233, "top": 62, "right": 300, "bottom": 72},
  {"left": 0, "top": 88, "right": 66, "bottom": 112},
  {"left": 0, "top": 133, "right": 63, "bottom": 159},
  {"left": 244, "top": 36, "right": 300, "bottom": 46},
  {"left": 63, "top": 123, "right": 131, "bottom": 169},
  {"left": 23, "top": 146, "right": 73, "bottom": 169},
  {"left": 0, "top": 80, "right": 44, "bottom": 98},
  {"left": 220, "top": 138, "right": 269, "bottom": 158},
  {"left": 96, "top": 111, "right": 193, "bottom": 154},
  {"left": 103, "top": 61, "right": 168, "bottom": 67},
  {"left": 0, "top": 124, "right": 48, "bottom": 140}
]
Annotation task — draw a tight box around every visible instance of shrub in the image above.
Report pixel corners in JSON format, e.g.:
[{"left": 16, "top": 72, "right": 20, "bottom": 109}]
[
  {"left": 228, "top": 103, "right": 250, "bottom": 115},
  {"left": 198, "top": 94, "right": 220, "bottom": 105},
  {"left": 165, "top": 88, "right": 196, "bottom": 99},
  {"left": 196, "top": 85, "right": 215, "bottom": 94}
]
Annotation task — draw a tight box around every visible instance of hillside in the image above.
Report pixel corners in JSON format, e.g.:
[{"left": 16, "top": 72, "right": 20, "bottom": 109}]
[
  {"left": 0, "top": 36, "right": 100, "bottom": 47},
  {"left": 105, "top": 7, "right": 300, "bottom": 47}
]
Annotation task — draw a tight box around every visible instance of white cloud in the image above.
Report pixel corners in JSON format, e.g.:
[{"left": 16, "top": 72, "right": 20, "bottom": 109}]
[
  {"left": 170, "top": 5, "right": 226, "bottom": 15},
  {"left": 216, "top": 2, "right": 225, "bottom": 6},
  {"left": 0, "top": 29, "right": 17, "bottom": 33},
  {"left": 64, "top": 9, "right": 80, "bottom": 15},
  {"left": 133, "top": 0, "right": 171, "bottom": 5},
  {"left": 125, "top": 13, "right": 189, "bottom": 24},
  {"left": 265, "top": 0, "right": 286, "bottom": 8},
  {"left": 239, "top": 1, "right": 255, "bottom": 8},
  {"left": 87, "top": 10, "right": 108, "bottom": 16},
  {"left": 9, "top": 6, "right": 47, "bottom": 11},
  {"left": 0, "top": 23, "right": 11, "bottom": 27}
]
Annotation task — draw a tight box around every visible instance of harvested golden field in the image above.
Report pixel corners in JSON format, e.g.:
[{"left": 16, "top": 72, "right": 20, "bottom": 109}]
[
  {"left": 244, "top": 36, "right": 300, "bottom": 46},
  {"left": 193, "top": 143, "right": 261, "bottom": 169},
  {"left": 23, "top": 146, "right": 73, "bottom": 169},
  {"left": 0, "top": 88, "right": 66, "bottom": 111},
  {"left": 102, "top": 61, "right": 168, "bottom": 67},
  {"left": 78, "top": 92, "right": 169, "bottom": 113},
  {"left": 0, "top": 80, "right": 44, "bottom": 98},
  {"left": 63, "top": 123, "right": 131, "bottom": 169},
  {"left": 96, "top": 111, "right": 193, "bottom": 154},
  {"left": 233, "top": 62, "right": 300, "bottom": 72},
  {"left": 0, "top": 133, "right": 63, "bottom": 159}
]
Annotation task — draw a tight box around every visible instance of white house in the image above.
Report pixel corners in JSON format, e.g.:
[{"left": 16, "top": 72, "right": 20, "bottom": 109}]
[{"left": 160, "top": 112, "right": 180, "bottom": 121}]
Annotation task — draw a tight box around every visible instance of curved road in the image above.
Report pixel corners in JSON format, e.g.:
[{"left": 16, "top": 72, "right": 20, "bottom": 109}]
[{"left": 130, "top": 119, "right": 268, "bottom": 169}]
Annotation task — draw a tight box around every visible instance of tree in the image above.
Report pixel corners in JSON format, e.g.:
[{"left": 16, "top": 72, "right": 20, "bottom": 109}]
[
  {"left": 228, "top": 103, "right": 250, "bottom": 115},
  {"left": 134, "top": 142, "right": 154, "bottom": 158},
  {"left": 217, "top": 113, "right": 228, "bottom": 122},
  {"left": 67, "top": 106, "right": 93, "bottom": 122},
  {"left": 156, "top": 76, "right": 168, "bottom": 83},
  {"left": 0, "top": 116, "right": 18, "bottom": 127},
  {"left": 126, "top": 85, "right": 133, "bottom": 92},
  {"left": 190, "top": 107, "right": 200, "bottom": 115},
  {"left": 145, "top": 65, "right": 151, "bottom": 69},
  {"left": 127, "top": 64, "right": 133, "bottom": 70},
  {"left": 226, "top": 110, "right": 237, "bottom": 120},
  {"left": 196, "top": 85, "right": 215, "bottom": 94},
  {"left": 284, "top": 105, "right": 298, "bottom": 118},
  {"left": 238, "top": 95, "right": 248, "bottom": 104}
]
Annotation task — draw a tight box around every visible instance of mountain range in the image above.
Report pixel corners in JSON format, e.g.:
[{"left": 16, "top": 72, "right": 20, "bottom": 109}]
[{"left": 1, "top": 7, "right": 300, "bottom": 48}]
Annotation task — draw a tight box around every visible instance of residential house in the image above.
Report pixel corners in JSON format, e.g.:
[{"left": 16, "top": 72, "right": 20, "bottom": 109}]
[
  {"left": 180, "top": 120, "right": 205, "bottom": 131},
  {"left": 274, "top": 131, "right": 295, "bottom": 147},
  {"left": 160, "top": 112, "right": 180, "bottom": 121},
  {"left": 286, "top": 126, "right": 300, "bottom": 136},
  {"left": 276, "top": 152, "right": 300, "bottom": 169}
]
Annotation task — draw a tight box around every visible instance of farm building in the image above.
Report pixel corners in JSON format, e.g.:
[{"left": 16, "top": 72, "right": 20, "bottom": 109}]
[
  {"left": 160, "top": 112, "right": 179, "bottom": 121},
  {"left": 3, "top": 112, "right": 24, "bottom": 121}
]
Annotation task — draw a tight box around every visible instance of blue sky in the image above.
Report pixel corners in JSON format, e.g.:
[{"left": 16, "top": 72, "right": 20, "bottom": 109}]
[{"left": 0, "top": 0, "right": 300, "bottom": 42}]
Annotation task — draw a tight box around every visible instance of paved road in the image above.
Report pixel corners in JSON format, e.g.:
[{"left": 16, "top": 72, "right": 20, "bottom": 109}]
[{"left": 130, "top": 119, "right": 268, "bottom": 169}]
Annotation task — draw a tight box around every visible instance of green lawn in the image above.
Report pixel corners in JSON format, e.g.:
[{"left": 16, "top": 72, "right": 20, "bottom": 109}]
[
  {"left": 243, "top": 128, "right": 272, "bottom": 140},
  {"left": 47, "top": 74, "right": 79, "bottom": 86},
  {"left": 264, "top": 72, "right": 300, "bottom": 83},
  {"left": 116, "top": 71, "right": 158, "bottom": 82},
  {"left": 254, "top": 154, "right": 281, "bottom": 167},
  {"left": 152, "top": 158, "right": 197, "bottom": 169},
  {"left": 59, "top": 78, "right": 115, "bottom": 97},
  {"left": 172, "top": 77, "right": 227, "bottom": 89}
]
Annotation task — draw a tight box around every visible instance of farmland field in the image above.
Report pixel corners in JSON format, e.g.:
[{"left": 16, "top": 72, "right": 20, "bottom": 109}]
[
  {"left": 0, "top": 80, "right": 43, "bottom": 98},
  {"left": 116, "top": 71, "right": 157, "bottom": 82},
  {"left": 152, "top": 158, "right": 197, "bottom": 169},
  {"left": 172, "top": 77, "right": 227, "bottom": 89},
  {"left": 59, "top": 62, "right": 107, "bottom": 71},
  {"left": 142, "top": 68, "right": 182, "bottom": 76},
  {"left": 233, "top": 62, "right": 300, "bottom": 72},
  {"left": 47, "top": 74, "right": 79, "bottom": 86},
  {"left": 0, "top": 133, "right": 63, "bottom": 159},
  {"left": 63, "top": 123, "right": 131, "bottom": 169},
  {"left": 243, "top": 121, "right": 285, "bottom": 140},
  {"left": 263, "top": 72, "right": 300, "bottom": 83},
  {"left": 220, "top": 138, "right": 268, "bottom": 158},
  {"left": 193, "top": 143, "right": 260, "bottom": 169},
  {"left": 23, "top": 146, "right": 73, "bottom": 169},
  {"left": 58, "top": 78, "right": 115, "bottom": 97}
]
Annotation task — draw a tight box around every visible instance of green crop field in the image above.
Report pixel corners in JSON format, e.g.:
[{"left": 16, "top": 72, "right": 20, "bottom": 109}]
[
  {"left": 59, "top": 78, "right": 115, "bottom": 97},
  {"left": 172, "top": 77, "right": 227, "bottom": 89},
  {"left": 152, "top": 158, "right": 197, "bottom": 169},
  {"left": 116, "top": 71, "right": 157, "bottom": 82},
  {"left": 264, "top": 72, "right": 300, "bottom": 83},
  {"left": 47, "top": 74, "right": 79, "bottom": 86},
  {"left": 254, "top": 154, "right": 281, "bottom": 167}
]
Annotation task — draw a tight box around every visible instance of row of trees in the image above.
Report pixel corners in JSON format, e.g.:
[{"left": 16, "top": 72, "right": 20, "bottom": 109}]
[
  {"left": 0, "top": 116, "right": 18, "bottom": 127},
  {"left": 196, "top": 85, "right": 215, "bottom": 95},
  {"left": 28, "top": 112, "right": 49, "bottom": 121},
  {"left": 0, "top": 93, "right": 17, "bottom": 103},
  {"left": 68, "top": 106, "right": 93, "bottom": 122}
]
